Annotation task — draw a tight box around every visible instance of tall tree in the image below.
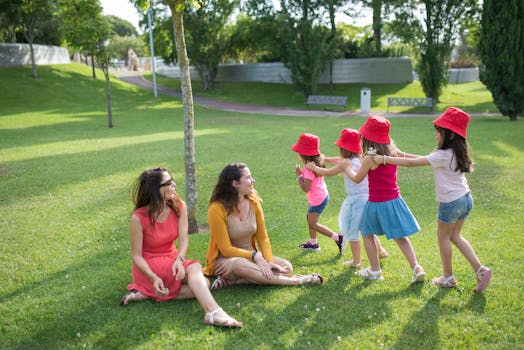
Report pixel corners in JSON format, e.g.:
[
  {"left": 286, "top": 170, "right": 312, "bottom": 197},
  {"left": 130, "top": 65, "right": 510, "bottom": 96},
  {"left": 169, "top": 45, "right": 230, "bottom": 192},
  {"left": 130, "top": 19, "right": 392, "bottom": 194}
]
[
  {"left": 479, "top": 0, "right": 524, "bottom": 121},
  {"left": 183, "top": 0, "right": 238, "bottom": 90},
  {"left": 402, "top": 0, "right": 478, "bottom": 103},
  {"left": 133, "top": 0, "right": 199, "bottom": 233},
  {"left": 279, "top": 0, "right": 332, "bottom": 97},
  {"left": 59, "top": 0, "right": 111, "bottom": 79},
  {"left": 60, "top": 0, "right": 114, "bottom": 127},
  {"left": 5, "top": 0, "right": 56, "bottom": 79},
  {"left": 106, "top": 14, "right": 139, "bottom": 37}
]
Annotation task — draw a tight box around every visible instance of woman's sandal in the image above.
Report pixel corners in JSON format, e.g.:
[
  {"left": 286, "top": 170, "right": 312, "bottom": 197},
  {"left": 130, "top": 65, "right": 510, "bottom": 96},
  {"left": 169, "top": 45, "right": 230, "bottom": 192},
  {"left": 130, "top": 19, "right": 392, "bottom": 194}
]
[
  {"left": 203, "top": 307, "right": 242, "bottom": 329},
  {"left": 210, "top": 276, "right": 235, "bottom": 290},
  {"left": 355, "top": 267, "right": 384, "bottom": 281},
  {"left": 432, "top": 275, "right": 457, "bottom": 288},
  {"left": 474, "top": 266, "right": 492, "bottom": 293},
  {"left": 298, "top": 273, "right": 324, "bottom": 285},
  {"left": 342, "top": 260, "right": 362, "bottom": 269},
  {"left": 119, "top": 290, "right": 145, "bottom": 306},
  {"left": 410, "top": 264, "right": 426, "bottom": 283}
]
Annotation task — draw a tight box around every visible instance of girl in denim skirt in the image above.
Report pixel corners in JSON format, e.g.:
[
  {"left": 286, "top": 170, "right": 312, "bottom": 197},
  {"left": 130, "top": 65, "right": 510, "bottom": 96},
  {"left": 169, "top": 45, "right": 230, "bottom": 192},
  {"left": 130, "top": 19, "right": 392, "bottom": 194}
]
[
  {"left": 292, "top": 133, "right": 344, "bottom": 254},
  {"left": 347, "top": 116, "right": 426, "bottom": 283},
  {"left": 306, "top": 128, "right": 389, "bottom": 268},
  {"left": 376, "top": 108, "right": 491, "bottom": 292}
]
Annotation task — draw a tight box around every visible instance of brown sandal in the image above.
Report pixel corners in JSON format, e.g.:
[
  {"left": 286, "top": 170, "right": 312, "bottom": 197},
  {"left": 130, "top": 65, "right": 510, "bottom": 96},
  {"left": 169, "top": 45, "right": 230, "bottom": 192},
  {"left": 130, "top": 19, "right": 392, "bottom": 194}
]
[{"left": 119, "top": 290, "right": 145, "bottom": 306}]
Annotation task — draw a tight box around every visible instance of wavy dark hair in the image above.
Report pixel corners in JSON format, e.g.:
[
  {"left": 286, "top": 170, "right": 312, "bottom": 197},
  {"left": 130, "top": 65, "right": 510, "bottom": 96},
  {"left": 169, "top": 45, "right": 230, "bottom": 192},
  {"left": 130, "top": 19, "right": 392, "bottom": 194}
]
[
  {"left": 209, "top": 163, "right": 260, "bottom": 214},
  {"left": 131, "top": 167, "right": 181, "bottom": 226},
  {"left": 435, "top": 126, "right": 473, "bottom": 173}
]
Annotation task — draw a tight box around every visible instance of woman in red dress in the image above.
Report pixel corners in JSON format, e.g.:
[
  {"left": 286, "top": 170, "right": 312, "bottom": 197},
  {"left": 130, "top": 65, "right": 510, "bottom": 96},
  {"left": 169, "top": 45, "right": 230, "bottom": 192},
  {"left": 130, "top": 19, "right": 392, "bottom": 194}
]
[{"left": 120, "top": 167, "right": 242, "bottom": 328}]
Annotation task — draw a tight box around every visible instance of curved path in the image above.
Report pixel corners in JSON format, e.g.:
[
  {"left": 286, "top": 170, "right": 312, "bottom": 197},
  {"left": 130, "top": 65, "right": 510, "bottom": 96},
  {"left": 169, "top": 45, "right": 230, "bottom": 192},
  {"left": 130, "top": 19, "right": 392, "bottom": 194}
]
[{"left": 118, "top": 71, "right": 497, "bottom": 118}]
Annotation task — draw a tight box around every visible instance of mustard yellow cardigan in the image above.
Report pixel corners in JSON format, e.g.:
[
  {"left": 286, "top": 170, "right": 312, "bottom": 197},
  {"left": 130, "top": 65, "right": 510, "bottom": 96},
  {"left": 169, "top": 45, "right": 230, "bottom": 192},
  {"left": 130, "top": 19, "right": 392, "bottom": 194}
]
[{"left": 203, "top": 197, "right": 275, "bottom": 276}]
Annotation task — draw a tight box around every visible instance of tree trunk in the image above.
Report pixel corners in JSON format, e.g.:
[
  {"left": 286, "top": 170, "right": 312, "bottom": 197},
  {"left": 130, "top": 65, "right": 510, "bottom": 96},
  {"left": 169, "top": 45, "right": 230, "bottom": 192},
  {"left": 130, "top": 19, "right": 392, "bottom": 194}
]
[
  {"left": 372, "top": 0, "right": 382, "bottom": 56},
  {"left": 169, "top": 0, "right": 198, "bottom": 234},
  {"left": 91, "top": 55, "right": 96, "bottom": 79},
  {"left": 103, "top": 67, "right": 113, "bottom": 128},
  {"left": 29, "top": 41, "right": 37, "bottom": 79}
]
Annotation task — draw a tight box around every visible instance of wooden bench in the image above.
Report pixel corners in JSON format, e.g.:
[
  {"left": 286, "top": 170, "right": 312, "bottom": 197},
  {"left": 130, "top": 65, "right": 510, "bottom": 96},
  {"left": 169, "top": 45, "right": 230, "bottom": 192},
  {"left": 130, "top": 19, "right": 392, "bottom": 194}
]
[
  {"left": 306, "top": 95, "right": 347, "bottom": 110},
  {"left": 387, "top": 97, "right": 433, "bottom": 114}
]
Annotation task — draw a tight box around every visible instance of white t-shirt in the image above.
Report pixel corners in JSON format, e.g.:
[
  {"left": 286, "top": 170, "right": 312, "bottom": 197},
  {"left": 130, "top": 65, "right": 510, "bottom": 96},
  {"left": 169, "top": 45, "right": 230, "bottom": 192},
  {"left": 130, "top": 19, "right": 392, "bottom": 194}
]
[{"left": 426, "top": 149, "right": 470, "bottom": 203}]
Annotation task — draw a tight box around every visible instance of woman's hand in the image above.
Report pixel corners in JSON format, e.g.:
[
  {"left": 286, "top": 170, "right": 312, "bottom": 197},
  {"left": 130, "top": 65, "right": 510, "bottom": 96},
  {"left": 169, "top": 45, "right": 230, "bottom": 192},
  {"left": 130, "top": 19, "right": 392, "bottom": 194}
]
[
  {"left": 269, "top": 262, "right": 286, "bottom": 274},
  {"left": 253, "top": 253, "right": 274, "bottom": 279},
  {"left": 172, "top": 258, "right": 186, "bottom": 281},
  {"left": 152, "top": 276, "right": 168, "bottom": 296}
]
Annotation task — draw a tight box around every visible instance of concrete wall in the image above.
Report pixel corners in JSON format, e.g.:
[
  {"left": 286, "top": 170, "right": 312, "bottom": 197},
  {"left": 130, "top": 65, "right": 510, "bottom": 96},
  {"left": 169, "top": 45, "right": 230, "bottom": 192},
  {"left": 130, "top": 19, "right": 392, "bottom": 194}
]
[
  {"left": 448, "top": 67, "right": 479, "bottom": 83},
  {"left": 0, "top": 43, "right": 70, "bottom": 67},
  {"left": 157, "top": 57, "right": 415, "bottom": 84}
]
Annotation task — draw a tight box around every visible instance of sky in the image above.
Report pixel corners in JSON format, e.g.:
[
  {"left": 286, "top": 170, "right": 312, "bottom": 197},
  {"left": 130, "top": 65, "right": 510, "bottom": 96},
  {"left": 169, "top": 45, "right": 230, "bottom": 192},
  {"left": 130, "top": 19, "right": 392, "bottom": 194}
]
[{"left": 100, "top": 0, "right": 143, "bottom": 34}]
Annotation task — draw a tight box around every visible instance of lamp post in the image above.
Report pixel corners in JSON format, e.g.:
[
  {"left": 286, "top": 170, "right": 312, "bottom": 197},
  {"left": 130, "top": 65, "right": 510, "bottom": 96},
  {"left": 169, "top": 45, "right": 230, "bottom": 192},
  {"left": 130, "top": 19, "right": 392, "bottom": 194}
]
[{"left": 147, "top": 0, "right": 158, "bottom": 97}]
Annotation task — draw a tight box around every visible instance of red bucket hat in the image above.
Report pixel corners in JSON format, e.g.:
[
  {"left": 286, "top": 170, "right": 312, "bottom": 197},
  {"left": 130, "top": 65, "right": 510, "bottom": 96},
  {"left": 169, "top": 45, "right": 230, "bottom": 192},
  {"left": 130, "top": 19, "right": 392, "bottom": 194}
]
[
  {"left": 434, "top": 107, "right": 470, "bottom": 138},
  {"left": 359, "top": 115, "right": 391, "bottom": 144},
  {"left": 335, "top": 128, "right": 362, "bottom": 154},
  {"left": 292, "top": 133, "right": 320, "bottom": 156}
]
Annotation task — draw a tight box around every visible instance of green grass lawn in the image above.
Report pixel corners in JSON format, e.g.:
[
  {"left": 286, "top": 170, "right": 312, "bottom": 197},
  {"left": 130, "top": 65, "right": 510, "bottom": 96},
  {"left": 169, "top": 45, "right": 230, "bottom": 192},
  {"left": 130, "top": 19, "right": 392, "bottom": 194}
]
[
  {"left": 1, "top": 63, "right": 523, "bottom": 349},
  {"left": 144, "top": 73, "right": 497, "bottom": 114}
]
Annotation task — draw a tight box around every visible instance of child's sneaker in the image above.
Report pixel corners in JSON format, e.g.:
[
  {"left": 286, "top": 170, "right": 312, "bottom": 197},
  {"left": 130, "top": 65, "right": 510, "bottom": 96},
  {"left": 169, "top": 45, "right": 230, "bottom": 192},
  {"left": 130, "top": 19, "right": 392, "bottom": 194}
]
[
  {"left": 298, "top": 241, "right": 320, "bottom": 251},
  {"left": 474, "top": 266, "right": 492, "bottom": 292},
  {"left": 335, "top": 234, "right": 344, "bottom": 254}
]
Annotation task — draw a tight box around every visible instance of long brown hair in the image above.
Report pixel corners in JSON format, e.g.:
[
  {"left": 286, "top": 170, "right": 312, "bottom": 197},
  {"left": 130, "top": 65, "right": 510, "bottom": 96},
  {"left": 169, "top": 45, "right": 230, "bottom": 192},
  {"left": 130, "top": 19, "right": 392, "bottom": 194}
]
[
  {"left": 435, "top": 126, "right": 473, "bottom": 173},
  {"left": 301, "top": 154, "right": 325, "bottom": 177},
  {"left": 131, "top": 167, "right": 181, "bottom": 226},
  {"left": 209, "top": 163, "right": 260, "bottom": 214}
]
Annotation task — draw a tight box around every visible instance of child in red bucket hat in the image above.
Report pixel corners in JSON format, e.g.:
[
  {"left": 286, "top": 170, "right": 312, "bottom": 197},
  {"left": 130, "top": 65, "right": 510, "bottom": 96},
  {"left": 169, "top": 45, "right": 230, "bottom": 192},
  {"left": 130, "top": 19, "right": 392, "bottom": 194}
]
[
  {"left": 292, "top": 133, "right": 343, "bottom": 254},
  {"left": 374, "top": 107, "right": 491, "bottom": 292},
  {"left": 306, "top": 128, "right": 389, "bottom": 268},
  {"left": 344, "top": 116, "right": 426, "bottom": 282}
]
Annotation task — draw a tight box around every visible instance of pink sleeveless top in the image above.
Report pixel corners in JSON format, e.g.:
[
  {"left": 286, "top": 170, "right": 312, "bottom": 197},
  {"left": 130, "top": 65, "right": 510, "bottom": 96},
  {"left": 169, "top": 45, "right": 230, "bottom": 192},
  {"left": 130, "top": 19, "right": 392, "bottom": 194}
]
[{"left": 368, "top": 164, "right": 400, "bottom": 202}]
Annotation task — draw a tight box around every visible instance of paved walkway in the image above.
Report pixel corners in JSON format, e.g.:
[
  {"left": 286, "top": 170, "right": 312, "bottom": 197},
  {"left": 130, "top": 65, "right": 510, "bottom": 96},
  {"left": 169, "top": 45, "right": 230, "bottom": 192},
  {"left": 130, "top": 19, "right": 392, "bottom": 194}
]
[{"left": 117, "top": 71, "right": 498, "bottom": 118}]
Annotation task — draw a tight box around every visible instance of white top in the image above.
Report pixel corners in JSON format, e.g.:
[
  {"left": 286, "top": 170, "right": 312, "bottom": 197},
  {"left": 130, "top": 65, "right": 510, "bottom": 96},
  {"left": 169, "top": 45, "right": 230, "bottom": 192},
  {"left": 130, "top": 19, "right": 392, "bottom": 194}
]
[
  {"left": 343, "top": 158, "right": 368, "bottom": 198},
  {"left": 426, "top": 149, "right": 470, "bottom": 203}
]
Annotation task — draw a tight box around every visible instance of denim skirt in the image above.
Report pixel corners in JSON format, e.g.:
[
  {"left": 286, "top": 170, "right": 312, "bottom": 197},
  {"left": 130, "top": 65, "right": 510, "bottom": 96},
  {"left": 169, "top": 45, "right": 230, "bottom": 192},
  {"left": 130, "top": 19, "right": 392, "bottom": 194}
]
[{"left": 359, "top": 196, "right": 420, "bottom": 239}]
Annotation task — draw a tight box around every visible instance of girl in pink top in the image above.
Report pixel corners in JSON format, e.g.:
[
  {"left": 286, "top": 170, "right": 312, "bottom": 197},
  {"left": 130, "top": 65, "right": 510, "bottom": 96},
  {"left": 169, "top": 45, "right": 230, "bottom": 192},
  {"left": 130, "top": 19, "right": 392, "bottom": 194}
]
[
  {"left": 376, "top": 108, "right": 491, "bottom": 292},
  {"left": 346, "top": 116, "right": 426, "bottom": 283},
  {"left": 292, "top": 133, "right": 344, "bottom": 254}
]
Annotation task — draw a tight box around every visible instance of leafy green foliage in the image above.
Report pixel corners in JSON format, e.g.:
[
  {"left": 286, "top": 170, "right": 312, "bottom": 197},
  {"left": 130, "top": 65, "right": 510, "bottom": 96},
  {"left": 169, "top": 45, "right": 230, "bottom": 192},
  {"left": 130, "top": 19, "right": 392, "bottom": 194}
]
[
  {"left": 479, "top": 0, "right": 524, "bottom": 120},
  {"left": 105, "top": 14, "right": 139, "bottom": 37},
  {"left": 183, "top": 0, "right": 239, "bottom": 90}
]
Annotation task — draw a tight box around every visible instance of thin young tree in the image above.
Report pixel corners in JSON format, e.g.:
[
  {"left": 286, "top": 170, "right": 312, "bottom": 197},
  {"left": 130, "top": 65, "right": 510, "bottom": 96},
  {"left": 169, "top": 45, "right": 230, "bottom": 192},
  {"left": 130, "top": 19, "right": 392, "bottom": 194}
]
[{"left": 133, "top": 0, "right": 199, "bottom": 233}]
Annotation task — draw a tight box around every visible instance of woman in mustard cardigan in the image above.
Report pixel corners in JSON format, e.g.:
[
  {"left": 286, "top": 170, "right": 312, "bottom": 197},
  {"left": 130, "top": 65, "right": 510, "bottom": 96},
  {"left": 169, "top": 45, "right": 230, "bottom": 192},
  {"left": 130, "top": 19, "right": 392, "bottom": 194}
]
[{"left": 203, "top": 163, "right": 323, "bottom": 289}]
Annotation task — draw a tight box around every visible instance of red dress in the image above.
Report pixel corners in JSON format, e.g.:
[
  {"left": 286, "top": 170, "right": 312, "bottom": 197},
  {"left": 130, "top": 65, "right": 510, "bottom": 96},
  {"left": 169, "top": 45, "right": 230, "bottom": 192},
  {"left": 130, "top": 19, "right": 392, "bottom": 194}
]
[{"left": 127, "top": 206, "right": 197, "bottom": 301}]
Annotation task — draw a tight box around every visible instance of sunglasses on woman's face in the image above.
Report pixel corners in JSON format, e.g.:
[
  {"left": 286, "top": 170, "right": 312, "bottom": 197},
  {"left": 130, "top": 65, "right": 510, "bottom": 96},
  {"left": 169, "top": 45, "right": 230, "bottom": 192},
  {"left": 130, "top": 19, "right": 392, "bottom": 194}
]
[{"left": 160, "top": 178, "right": 175, "bottom": 187}]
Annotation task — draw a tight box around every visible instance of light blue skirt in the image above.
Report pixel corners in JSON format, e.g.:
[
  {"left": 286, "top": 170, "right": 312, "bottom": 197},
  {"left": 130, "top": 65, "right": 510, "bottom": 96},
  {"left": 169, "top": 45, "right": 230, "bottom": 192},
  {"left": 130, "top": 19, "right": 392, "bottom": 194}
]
[{"left": 359, "top": 196, "right": 420, "bottom": 239}]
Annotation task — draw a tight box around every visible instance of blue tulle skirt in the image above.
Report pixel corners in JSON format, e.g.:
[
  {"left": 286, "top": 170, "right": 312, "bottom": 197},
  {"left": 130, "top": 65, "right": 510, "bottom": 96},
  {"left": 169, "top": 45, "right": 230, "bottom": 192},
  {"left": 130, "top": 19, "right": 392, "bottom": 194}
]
[{"left": 359, "top": 196, "right": 420, "bottom": 239}]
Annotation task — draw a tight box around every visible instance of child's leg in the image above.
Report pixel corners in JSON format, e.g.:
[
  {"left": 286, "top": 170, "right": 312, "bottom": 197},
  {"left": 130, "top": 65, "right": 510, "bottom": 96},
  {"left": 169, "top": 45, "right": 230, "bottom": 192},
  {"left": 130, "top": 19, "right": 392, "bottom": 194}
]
[
  {"left": 374, "top": 236, "right": 389, "bottom": 258},
  {"left": 447, "top": 219, "right": 482, "bottom": 273},
  {"left": 307, "top": 212, "right": 318, "bottom": 240},
  {"left": 307, "top": 212, "right": 338, "bottom": 239},
  {"left": 363, "top": 234, "right": 380, "bottom": 271},
  {"left": 436, "top": 220, "right": 456, "bottom": 277},
  {"left": 347, "top": 240, "right": 361, "bottom": 265},
  {"left": 394, "top": 237, "right": 423, "bottom": 271}
]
